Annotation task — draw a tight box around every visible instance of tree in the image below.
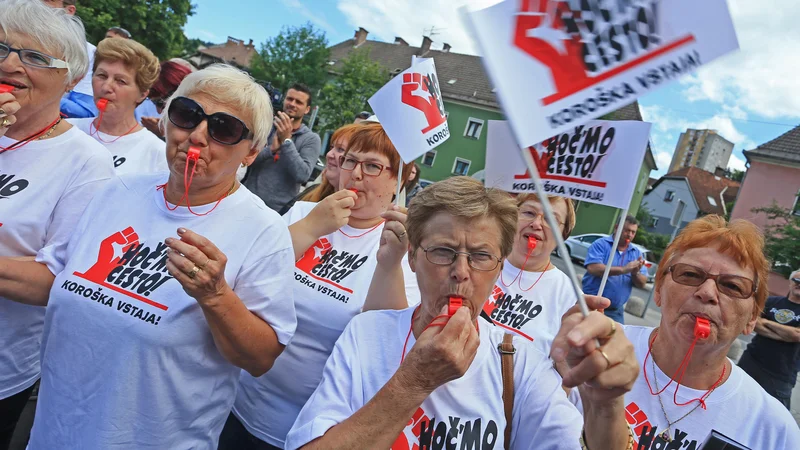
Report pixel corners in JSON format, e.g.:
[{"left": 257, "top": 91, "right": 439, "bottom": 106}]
[
  {"left": 249, "top": 23, "right": 330, "bottom": 94},
  {"left": 751, "top": 202, "right": 800, "bottom": 279},
  {"left": 182, "top": 38, "right": 213, "bottom": 58},
  {"left": 316, "top": 48, "right": 388, "bottom": 132},
  {"left": 730, "top": 169, "right": 745, "bottom": 182},
  {"left": 76, "top": 0, "right": 194, "bottom": 60}
]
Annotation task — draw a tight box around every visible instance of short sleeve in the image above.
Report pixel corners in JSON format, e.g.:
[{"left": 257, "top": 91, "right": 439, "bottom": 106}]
[
  {"left": 583, "top": 239, "right": 609, "bottom": 267},
  {"left": 283, "top": 201, "right": 312, "bottom": 225},
  {"left": 233, "top": 221, "right": 297, "bottom": 345},
  {"left": 36, "top": 153, "right": 114, "bottom": 275},
  {"left": 512, "top": 353, "right": 582, "bottom": 449},
  {"left": 402, "top": 258, "right": 421, "bottom": 307},
  {"left": 285, "top": 319, "right": 363, "bottom": 450}
]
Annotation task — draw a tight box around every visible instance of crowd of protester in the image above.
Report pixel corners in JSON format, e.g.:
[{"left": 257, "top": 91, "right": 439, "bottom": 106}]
[{"left": 0, "top": 1, "right": 798, "bottom": 449}]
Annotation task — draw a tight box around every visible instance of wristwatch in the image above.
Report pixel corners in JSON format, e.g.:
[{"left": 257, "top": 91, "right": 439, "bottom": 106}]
[{"left": 283, "top": 138, "right": 292, "bottom": 146}]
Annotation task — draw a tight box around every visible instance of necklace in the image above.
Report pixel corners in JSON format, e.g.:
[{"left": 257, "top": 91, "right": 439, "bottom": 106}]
[
  {"left": 0, "top": 115, "right": 63, "bottom": 154},
  {"left": 650, "top": 354, "right": 717, "bottom": 442},
  {"left": 338, "top": 220, "right": 384, "bottom": 238}
]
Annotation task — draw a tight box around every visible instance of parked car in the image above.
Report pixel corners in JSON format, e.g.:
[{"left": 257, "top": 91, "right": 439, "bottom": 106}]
[{"left": 557, "top": 234, "right": 658, "bottom": 283}]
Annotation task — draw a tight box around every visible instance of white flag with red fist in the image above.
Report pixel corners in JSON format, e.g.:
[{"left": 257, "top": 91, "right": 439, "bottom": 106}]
[
  {"left": 463, "top": 0, "right": 738, "bottom": 147},
  {"left": 368, "top": 58, "right": 450, "bottom": 163}
]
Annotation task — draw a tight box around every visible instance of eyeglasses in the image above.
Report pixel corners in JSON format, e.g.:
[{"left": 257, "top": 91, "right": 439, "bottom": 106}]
[
  {"left": 339, "top": 155, "right": 390, "bottom": 177},
  {"left": 168, "top": 96, "right": 253, "bottom": 145},
  {"left": 419, "top": 246, "right": 502, "bottom": 272},
  {"left": 668, "top": 263, "right": 756, "bottom": 299},
  {"left": 150, "top": 92, "right": 175, "bottom": 110},
  {"left": 0, "top": 42, "right": 69, "bottom": 69},
  {"left": 791, "top": 277, "right": 800, "bottom": 286},
  {"left": 519, "top": 209, "right": 564, "bottom": 228}
]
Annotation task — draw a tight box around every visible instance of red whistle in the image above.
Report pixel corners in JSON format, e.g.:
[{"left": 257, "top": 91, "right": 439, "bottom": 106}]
[
  {"left": 448, "top": 297, "right": 463, "bottom": 316},
  {"left": 0, "top": 84, "right": 14, "bottom": 93},
  {"left": 527, "top": 236, "right": 537, "bottom": 250},
  {"left": 96, "top": 98, "right": 108, "bottom": 111},
  {"left": 349, "top": 188, "right": 358, "bottom": 194},
  {"left": 694, "top": 317, "right": 711, "bottom": 340},
  {"left": 187, "top": 147, "right": 201, "bottom": 161}
]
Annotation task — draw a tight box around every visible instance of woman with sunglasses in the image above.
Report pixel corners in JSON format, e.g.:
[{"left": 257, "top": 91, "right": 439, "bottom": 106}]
[
  {"left": 141, "top": 59, "right": 194, "bottom": 138},
  {"left": 0, "top": 1, "right": 114, "bottom": 447},
  {"left": 68, "top": 38, "right": 166, "bottom": 175},
  {"left": 619, "top": 215, "right": 799, "bottom": 448},
  {"left": 3, "top": 64, "right": 297, "bottom": 449},
  {"left": 221, "top": 122, "right": 420, "bottom": 450}
]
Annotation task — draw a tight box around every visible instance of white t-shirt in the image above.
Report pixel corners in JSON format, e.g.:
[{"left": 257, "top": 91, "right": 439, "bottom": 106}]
[
  {"left": 285, "top": 307, "right": 583, "bottom": 450},
  {"left": 27, "top": 174, "right": 297, "bottom": 449},
  {"left": 482, "top": 262, "right": 576, "bottom": 353},
  {"left": 69, "top": 117, "right": 168, "bottom": 175},
  {"left": 623, "top": 326, "right": 800, "bottom": 449},
  {"left": 0, "top": 127, "right": 113, "bottom": 400},
  {"left": 72, "top": 42, "right": 96, "bottom": 97},
  {"left": 233, "top": 201, "right": 421, "bottom": 447}
]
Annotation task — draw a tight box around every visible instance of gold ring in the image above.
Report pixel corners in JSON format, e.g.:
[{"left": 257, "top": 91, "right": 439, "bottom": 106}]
[
  {"left": 606, "top": 319, "right": 617, "bottom": 338},
  {"left": 187, "top": 266, "right": 200, "bottom": 279},
  {"left": 598, "top": 349, "right": 612, "bottom": 369},
  {"left": 1, "top": 117, "right": 11, "bottom": 128}
]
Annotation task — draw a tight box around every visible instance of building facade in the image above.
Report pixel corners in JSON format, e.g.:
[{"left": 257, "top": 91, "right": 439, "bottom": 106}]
[
  {"left": 668, "top": 129, "right": 734, "bottom": 173},
  {"left": 731, "top": 126, "right": 800, "bottom": 296}
]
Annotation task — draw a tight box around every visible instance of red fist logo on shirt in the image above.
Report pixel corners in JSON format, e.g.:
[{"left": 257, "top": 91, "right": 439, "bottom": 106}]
[
  {"left": 401, "top": 72, "right": 447, "bottom": 133},
  {"left": 296, "top": 238, "right": 332, "bottom": 275},
  {"left": 392, "top": 407, "right": 432, "bottom": 450},
  {"left": 76, "top": 226, "right": 140, "bottom": 283}
]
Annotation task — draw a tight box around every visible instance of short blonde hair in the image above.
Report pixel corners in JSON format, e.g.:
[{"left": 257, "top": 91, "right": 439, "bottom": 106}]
[
  {"left": 160, "top": 64, "right": 273, "bottom": 150},
  {"left": 515, "top": 193, "right": 576, "bottom": 240},
  {"left": 656, "top": 215, "right": 770, "bottom": 318},
  {"left": 407, "top": 177, "right": 518, "bottom": 259},
  {"left": 94, "top": 38, "right": 160, "bottom": 92}
]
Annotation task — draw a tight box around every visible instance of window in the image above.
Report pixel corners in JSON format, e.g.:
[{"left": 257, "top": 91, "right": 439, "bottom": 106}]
[
  {"left": 651, "top": 217, "right": 659, "bottom": 227},
  {"left": 452, "top": 157, "right": 471, "bottom": 176},
  {"left": 422, "top": 150, "right": 437, "bottom": 167},
  {"left": 793, "top": 191, "right": 800, "bottom": 217},
  {"left": 664, "top": 190, "right": 675, "bottom": 202},
  {"left": 582, "top": 235, "right": 601, "bottom": 244},
  {"left": 707, "top": 196, "right": 717, "bottom": 207},
  {"left": 463, "top": 118, "right": 484, "bottom": 139}
]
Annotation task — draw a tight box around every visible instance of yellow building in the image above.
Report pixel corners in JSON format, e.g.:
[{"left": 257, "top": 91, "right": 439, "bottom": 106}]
[{"left": 668, "top": 129, "right": 734, "bottom": 173}]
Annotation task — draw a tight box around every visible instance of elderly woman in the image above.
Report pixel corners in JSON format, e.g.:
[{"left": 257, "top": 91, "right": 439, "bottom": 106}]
[
  {"left": 621, "top": 216, "right": 800, "bottom": 448},
  {"left": 142, "top": 59, "right": 194, "bottom": 137},
  {"left": 68, "top": 38, "right": 166, "bottom": 174},
  {"left": 0, "top": 1, "right": 114, "bottom": 446},
  {"left": 222, "top": 122, "right": 420, "bottom": 450},
  {"left": 482, "top": 193, "right": 581, "bottom": 352},
  {"left": 0, "top": 64, "right": 297, "bottom": 449},
  {"left": 285, "top": 176, "right": 639, "bottom": 450}
]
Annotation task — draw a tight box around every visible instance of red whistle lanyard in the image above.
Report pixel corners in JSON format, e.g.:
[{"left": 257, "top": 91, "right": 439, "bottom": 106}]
[
  {"left": 157, "top": 147, "right": 233, "bottom": 217},
  {"left": 400, "top": 298, "right": 476, "bottom": 364},
  {"left": 499, "top": 237, "right": 549, "bottom": 291},
  {"left": 643, "top": 317, "right": 724, "bottom": 409},
  {"left": 0, "top": 116, "right": 63, "bottom": 154},
  {"left": 90, "top": 99, "right": 138, "bottom": 144}
]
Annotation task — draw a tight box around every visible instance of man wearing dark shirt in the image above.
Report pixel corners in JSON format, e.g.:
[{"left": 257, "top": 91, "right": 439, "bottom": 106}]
[{"left": 738, "top": 269, "right": 800, "bottom": 409}]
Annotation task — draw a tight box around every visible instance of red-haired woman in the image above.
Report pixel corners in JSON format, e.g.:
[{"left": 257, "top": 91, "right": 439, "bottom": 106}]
[
  {"left": 621, "top": 215, "right": 800, "bottom": 448},
  {"left": 220, "top": 123, "right": 421, "bottom": 450},
  {"left": 141, "top": 59, "right": 193, "bottom": 137}
]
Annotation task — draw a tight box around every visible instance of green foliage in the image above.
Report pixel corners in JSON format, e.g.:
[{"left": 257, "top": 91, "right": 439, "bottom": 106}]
[
  {"left": 76, "top": 0, "right": 194, "bottom": 60},
  {"left": 633, "top": 228, "right": 670, "bottom": 262},
  {"left": 636, "top": 203, "right": 653, "bottom": 229},
  {"left": 751, "top": 202, "right": 800, "bottom": 278},
  {"left": 316, "top": 48, "right": 388, "bottom": 133},
  {"left": 730, "top": 169, "right": 745, "bottom": 182},
  {"left": 249, "top": 23, "right": 330, "bottom": 94},
  {"left": 182, "top": 37, "right": 213, "bottom": 58}
]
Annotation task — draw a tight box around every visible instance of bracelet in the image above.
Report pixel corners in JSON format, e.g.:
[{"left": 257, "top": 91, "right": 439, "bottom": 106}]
[{"left": 580, "top": 426, "right": 634, "bottom": 450}]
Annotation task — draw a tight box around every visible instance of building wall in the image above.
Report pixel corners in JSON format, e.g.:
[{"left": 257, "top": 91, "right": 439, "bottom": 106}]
[
  {"left": 416, "top": 100, "right": 504, "bottom": 182},
  {"left": 572, "top": 203, "right": 619, "bottom": 236},
  {"left": 698, "top": 134, "right": 734, "bottom": 172},
  {"left": 640, "top": 178, "right": 699, "bottom": 235},
  {"left": 730, "top": 159, "right": 800, "bottom": 295}
]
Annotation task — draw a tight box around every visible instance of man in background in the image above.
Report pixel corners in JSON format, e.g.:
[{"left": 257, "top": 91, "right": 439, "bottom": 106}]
[
  {"left": 738, "top": 269, "right": 800, "bottom": 409},
  {"left": 581, "top": 215, "right": 648, "bottom": 324},
  {"left": 244, "top": 83, "right": 321, "bottom": 212},
  {"left": 105, "top": 26, "right": 131, "bottom": 39}
]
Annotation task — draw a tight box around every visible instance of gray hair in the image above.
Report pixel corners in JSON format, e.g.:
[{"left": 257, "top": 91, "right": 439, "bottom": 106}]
[
  {"left": 0, "top": 0, "right": 89, "bottom": 86},
  {"left": 160, "top": 64, "right": 273, "bottom": 150}
]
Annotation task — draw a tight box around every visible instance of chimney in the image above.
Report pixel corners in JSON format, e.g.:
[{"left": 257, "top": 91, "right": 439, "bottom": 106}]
[
  {"left": 394, "top": 36, "right": 409, "bottom": 46},
  {"left": 354, "top": 27, "right": 369, "bottom": 47},
  {"left": 418, "top": 35, "right": 433, "bottom": 56},
  {"left": 247, "top": 39, "right": 253, "bottom": 48},
  {"left": 442, "top": 43, "right": 451, "bottom": 53}
]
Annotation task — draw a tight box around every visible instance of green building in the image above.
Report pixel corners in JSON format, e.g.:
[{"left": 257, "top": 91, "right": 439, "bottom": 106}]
[{"left": 328, "top": 28, "right": 657, "bottom": 235}]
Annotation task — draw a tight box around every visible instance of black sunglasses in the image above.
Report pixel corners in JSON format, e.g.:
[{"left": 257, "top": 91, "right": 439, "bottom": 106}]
[{"left": 167, "top": 96, "right": 253, "bottom": 145}]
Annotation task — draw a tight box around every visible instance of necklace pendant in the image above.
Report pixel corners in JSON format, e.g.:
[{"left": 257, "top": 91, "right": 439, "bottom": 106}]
[{"left": 660, "top": 429, "right": 672, "bottom": 442}]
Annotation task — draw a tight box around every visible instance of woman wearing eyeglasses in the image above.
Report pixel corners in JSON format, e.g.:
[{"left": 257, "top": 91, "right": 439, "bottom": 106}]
[
  {"left": 619, "top": 215, "right": 800, "bottom": 448},
  {"left": 68, "top": 38, "right": 167, "bottom": 175},
  {"left": 0, "top": 1, "right": 114, "bottom": 447},
  {"left": 221, "top": 122, "right": 420, "bottom": 450},
  {"left": 141, "top": 59, "right": 194, "bottom": 138},
  {"left": 2, "top": 64, "right": 297, "bottom": 449}
]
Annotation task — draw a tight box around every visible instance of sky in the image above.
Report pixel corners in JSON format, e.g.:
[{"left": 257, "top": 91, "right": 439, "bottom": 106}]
[{"left": 185, "top": 0, "right": 800, "bottom": 177}]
